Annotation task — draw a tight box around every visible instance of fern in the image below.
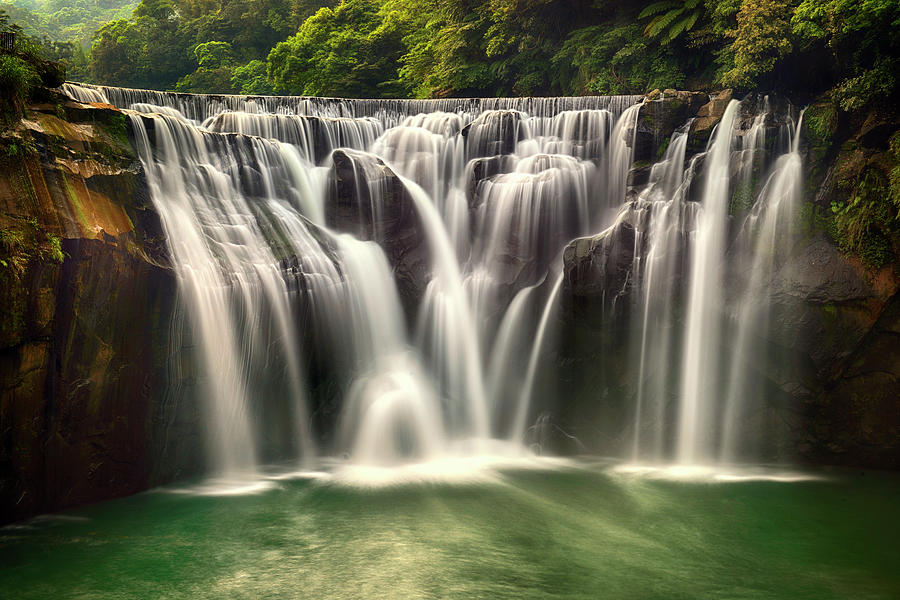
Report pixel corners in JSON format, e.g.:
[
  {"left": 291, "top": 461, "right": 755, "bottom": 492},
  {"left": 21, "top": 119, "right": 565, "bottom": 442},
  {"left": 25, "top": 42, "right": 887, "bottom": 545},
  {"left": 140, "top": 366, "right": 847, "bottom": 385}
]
[
  {"left": 638, "top": 1, "right": 679, "bottom": 20},
  {"left": 663, "top": 12, "right": 700, "bottom": 44},
  {"left": 640, "top": 0, "right": 704, "bottom": 44},
  {"left": 645, "top": 10, "right": 681, "bottom": 38}
]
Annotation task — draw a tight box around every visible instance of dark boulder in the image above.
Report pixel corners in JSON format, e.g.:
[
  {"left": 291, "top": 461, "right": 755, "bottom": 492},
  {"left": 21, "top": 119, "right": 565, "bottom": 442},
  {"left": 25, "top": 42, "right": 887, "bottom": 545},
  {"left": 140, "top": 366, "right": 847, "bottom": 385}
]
[
  {"left": 326, "top": 149, "right": 431, "bottom": 314},
  {"left": 635, "top": 90, "right": 707, "bottom": 163},
  {"left": 563, "top": 218, "right": 636, "bottom": 305},
  {"left": 465, "top": 155, "right": 514, "bottom": 208},
  {"left": 462, "top": 110, "right": 524, "bottom": 159}
]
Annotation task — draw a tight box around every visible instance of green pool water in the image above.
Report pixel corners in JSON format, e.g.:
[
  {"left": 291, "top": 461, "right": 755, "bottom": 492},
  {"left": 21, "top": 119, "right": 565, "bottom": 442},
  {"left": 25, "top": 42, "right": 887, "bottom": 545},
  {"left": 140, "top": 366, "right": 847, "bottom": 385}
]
[{"left": 1, "top": 460, "right": 898, "bottom": 599}]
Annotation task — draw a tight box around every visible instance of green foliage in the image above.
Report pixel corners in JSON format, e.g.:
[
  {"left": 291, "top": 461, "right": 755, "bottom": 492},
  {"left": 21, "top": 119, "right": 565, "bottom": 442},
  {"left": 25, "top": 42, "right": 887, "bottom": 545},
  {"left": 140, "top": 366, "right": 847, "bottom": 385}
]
[
  {"left": 890, "top": 131, "right": 900, "bottom": 215},
  {"left": 175, "top": 66, "right": 238, "bottom": 93},
  {"left": 729, "top": 179, "right": 755, "bottom": 217},
  {"left": 193, "top": 41, "right": 233, "bottom": 70},
  {"left": 394, "top": 0, "right": 493, "bottom": 97},
  {"left": 639, "top": 0, "right": 704, "bottom": 45},
  {"left": 268, "top": 0, "right": 412, "bottom": 97},
  {"left": 231, "top": 60, "right": 275, "bottom": 95},
  {"left": 0, "top": 11, "right": 68, "bottom": 122},
  {"left": 89, "top": 1, "right": 196, "bottom": 90},
  {"left": 804, "top": 101, "right": 838, "bottom": 149},
  {"left": 719, "top": 0, "right": 792, "bottom": 90},
  {"left": 1, "top": 134, "right": 38, "bottom": 158},
  {"left": 554, "top": 23, "right": 684, "bottom": 95},
  {"left": 830, "top": 161, "right": 898, "bottom": 269},
  {"left": 0, "top": 0, "right": 895, "bottom": 117},
  {"left": 0, "top": 0, "right": 136, "bottom": 49},
  {"left": 85, "top": 1, "right": 334, "bottom": 90},
  {"left": 797, "top": 201, "right": 833, "bottom": 241},
  {"left": 831, "top": 56, "right": 898, "bottom": 112},
  {"left": 0, "top": 217, "right": 64, "bottom": 278},
  {"left": 792, "top": 0, "right": 900, "bottom": 111},
  {"left": 174, "top": 41, "right": 238, "bottom": 93},
  {"left": 0, "top": 54, "right": 39, "bottom": 118}
]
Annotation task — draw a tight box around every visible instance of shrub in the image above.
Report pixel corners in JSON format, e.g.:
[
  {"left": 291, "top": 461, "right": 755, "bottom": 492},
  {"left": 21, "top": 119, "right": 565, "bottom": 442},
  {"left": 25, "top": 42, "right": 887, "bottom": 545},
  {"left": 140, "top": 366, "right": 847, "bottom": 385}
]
[
  {"left": 0, "top": 54, "right": 39, "bottom": 121},
  {"left": 830, "top": 165, "right": 897, "bottom": 269}
]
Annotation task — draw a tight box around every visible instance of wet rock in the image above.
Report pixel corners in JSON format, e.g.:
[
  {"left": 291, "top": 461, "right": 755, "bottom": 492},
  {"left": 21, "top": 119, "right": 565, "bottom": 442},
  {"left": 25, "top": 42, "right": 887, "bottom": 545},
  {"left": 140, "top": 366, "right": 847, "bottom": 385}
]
[
  {"left": 626, "top": 164, "right": 653, "bottom": 198},
  {"left": 689, "top": 89, "right": 733, "bottom": 154},
  {"left": 858, "top": 112, "right": 895, "bottom": 150},
  {"left": 563, "top": 219, "right": 636, "bottom": 303},
  {"left": 800, "top": 292, "right": 900, "bottom": 469},
  {"left": 772, "top": 236, "right": 874, "bottom": 304},
  {"left": 462, "top": 110, "right": 524, "bottom": 158},
  {"left": 465, "top": 155, "right": 514, "bottom": 208},
  {"left": 634, "top": 90, "right": 707, "bottom": 163},
  {"left": 326, "top": 149, "right": 430, "bottom": 313},
  {"left": 759, "top": 233, "right": 900, "bottom": 468},
  {"left": 0, "top": 101, "right": 197, "bottom": 525}
]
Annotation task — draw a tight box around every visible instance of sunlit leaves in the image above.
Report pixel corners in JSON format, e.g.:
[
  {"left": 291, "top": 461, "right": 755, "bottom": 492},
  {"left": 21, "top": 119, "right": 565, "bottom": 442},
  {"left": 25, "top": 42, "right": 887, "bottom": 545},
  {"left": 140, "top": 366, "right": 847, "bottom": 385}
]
[
  {"left": 268, "top": 0, "right": 412, "bottom": 97},
  {"left": 719, "top": 0, "right": 792, "bottom": 89}
]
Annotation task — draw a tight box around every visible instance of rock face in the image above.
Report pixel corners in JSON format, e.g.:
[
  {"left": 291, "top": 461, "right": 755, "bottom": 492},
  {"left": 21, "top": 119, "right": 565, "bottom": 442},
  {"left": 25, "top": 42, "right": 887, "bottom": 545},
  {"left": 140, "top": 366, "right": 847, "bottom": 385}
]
[
  {"left": 465, "top": 155, "right": 515, "bottom": 208},
  {"left": 635, "top": 90, "right": 707, "bottom": 162},
  {"left": 462, "top": 110, "right": 524, "bottom": 158},
  {"left": 0, "top": 98, "right": 199, "bottom": 525},
  {"left": 769, "top": 236, "right": 900, "bottom": 468},
  {"left": 564, "top": 220, "right": 636, "bottom": 305},
  {"left": 812, "top": 293, "right": 900, "bottom": 467},
  {"left": 326, "top": 149, "right": 431, "bottom": 314},
  {"left": 690, "top": 89, "right": 733, "bottom": 146}
]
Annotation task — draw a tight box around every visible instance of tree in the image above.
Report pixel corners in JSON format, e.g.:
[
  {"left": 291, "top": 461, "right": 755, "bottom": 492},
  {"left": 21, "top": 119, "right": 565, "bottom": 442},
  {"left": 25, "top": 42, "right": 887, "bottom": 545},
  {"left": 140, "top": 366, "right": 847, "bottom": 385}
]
[
  {"left": 719, "top": 0, "right": 793, "bottom": 90},
  {"left": 193, "top": 40, "right": 233, "bottom": 69},
  {"left": 231, "top": 59, "right": 275, "bottom": 94},
  {"left": 553, "top": 22, "right": 684, "bottom": 95},
  {"left": 268, "top": 0, "right": 412, "bottom": 97}
]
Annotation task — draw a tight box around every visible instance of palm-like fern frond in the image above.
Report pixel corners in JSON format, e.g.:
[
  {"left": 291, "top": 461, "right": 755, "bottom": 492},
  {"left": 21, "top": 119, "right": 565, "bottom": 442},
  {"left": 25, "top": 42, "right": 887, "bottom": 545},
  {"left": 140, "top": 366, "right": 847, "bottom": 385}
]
[
  {"left": 663, "top": 12, "right": 700, "bottom": 44},
  {"left": 645, "top": 9, "right": 681, "bottom": 37},
  {"left": 640, "top": 0, "right": 704, "bottom": 44},
  {"left": 638, "top": 1, "right": 679, "bottom": 20}
]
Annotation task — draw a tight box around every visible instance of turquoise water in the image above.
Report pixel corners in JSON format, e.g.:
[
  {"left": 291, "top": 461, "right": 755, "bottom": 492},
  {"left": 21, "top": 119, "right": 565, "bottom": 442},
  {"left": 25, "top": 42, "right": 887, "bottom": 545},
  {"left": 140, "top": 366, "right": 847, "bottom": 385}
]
[{"left": 1, "top": 461, "right": 897, "bottom": 599}]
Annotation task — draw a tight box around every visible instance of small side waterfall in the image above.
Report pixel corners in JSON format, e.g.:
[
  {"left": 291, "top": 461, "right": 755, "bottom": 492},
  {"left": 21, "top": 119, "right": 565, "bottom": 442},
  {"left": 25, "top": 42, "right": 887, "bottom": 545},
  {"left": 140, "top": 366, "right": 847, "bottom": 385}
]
[
  {"left": 128, "top": 112, "right": 315, "bottom": 476},
  {"left": 623, "top": 97, "right": 805, "bottom": 465},
  {"left": 64, "top": 82, "right": 804, "bottom": 475},
  {"left": 719, "top": 111, "right": 805, "bottom": 463}
]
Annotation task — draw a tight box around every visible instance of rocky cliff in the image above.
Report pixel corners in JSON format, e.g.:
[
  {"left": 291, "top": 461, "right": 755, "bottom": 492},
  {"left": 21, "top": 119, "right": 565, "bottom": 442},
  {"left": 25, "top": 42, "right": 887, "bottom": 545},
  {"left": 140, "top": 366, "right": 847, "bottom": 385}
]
[{"left": 0, "top": 96, "right": 200, "bottom": 524}]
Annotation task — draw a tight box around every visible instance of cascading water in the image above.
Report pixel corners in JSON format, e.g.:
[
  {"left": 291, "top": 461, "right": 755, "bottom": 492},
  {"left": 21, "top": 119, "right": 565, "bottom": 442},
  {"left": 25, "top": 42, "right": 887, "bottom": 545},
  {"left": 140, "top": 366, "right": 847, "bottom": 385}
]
[
  {"left": 62, "top": 82, "right": 803, "bottom": 477},
  {"left": 623, "top": 96, "right": 806, "bottom": 466},
  {"left": 718, "top": 111, "right": 805, "bottom": 463},
  {"left": 677, "top": 100, "right": 742, "bottom": 464}
]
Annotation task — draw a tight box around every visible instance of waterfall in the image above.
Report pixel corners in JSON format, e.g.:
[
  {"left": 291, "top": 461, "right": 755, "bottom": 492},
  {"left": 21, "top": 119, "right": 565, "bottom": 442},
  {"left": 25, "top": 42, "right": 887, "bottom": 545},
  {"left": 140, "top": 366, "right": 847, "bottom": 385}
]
[
  {"left": 621, "top": 97, "right": 805, "bottom": 465},
  {"left": 718, "top": 110, "right": 805, "bottom": 463},
  {"left": 630, "top": 129, "right": 692, "bottom": 461},
  {"left": 677, "top": 100, "right": 741, "bottom": 464},
  {"left": 127, "top": 112, "right": 313, "bottom": 476},
  {"left": 63, "top": 82, "right": 802, "bottom": 474}
]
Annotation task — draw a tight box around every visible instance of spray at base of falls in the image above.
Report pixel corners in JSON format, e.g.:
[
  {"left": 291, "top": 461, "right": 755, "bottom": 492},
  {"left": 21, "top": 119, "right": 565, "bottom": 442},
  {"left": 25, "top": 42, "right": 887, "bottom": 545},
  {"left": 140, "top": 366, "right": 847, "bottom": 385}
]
[{"left": 65, "top": 82, "right": 805, "bottom": 476}]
